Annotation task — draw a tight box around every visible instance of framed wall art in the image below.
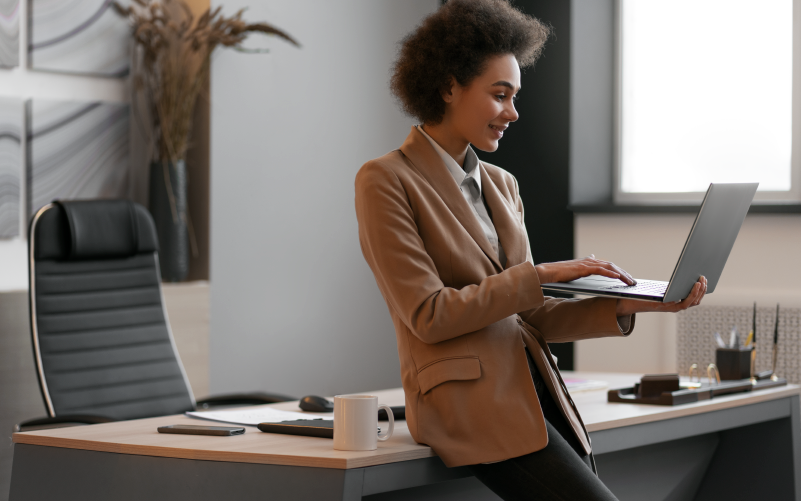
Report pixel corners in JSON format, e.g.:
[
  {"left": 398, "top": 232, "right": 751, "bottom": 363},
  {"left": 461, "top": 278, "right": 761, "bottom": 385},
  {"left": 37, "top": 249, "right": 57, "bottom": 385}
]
[
  {"left": 0, "top": 0, "right": 19, "bottom": 67},
  {"left": 27, "top": 99, "right": 129, "bottom": 217},
  {"left": 28, "top": 0, "right": 129, "bottom": 76},
  {"left": 0, "top": 97, "right": 21, "bottom": 238}
]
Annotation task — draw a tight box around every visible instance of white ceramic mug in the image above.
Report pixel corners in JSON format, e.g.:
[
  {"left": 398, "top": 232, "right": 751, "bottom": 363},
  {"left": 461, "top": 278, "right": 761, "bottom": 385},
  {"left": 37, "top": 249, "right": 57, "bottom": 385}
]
[{"left": 333, "top": 394, "right": 394, "bottom": 451}]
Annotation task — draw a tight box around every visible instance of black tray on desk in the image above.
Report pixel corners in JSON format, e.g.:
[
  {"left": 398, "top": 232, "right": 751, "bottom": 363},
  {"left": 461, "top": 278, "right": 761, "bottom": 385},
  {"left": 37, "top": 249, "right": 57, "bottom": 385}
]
[{"left": 608, "top": 378, "right": 787, "bottom": 406}]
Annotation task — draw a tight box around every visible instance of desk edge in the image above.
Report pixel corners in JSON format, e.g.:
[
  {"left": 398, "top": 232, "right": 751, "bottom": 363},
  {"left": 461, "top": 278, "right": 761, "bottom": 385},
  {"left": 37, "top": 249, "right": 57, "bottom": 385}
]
[
  {"left": 11, "top": 434, "right": 437, "bottom": 469},
  {"left": 585, "top": 386, "right": 801, "bottom": 432}
]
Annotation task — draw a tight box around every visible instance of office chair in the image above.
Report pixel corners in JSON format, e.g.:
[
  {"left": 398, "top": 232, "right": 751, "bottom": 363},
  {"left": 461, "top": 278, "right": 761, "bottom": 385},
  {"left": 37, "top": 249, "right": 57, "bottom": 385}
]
[{"left": 16, "top": 200, "right": 294, "bottom": 432}]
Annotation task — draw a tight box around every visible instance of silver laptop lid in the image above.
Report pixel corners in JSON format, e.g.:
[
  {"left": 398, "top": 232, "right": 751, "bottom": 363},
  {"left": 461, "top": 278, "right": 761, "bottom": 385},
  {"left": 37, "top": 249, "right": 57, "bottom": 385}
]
[{"left": 662, "top": 183, "right": 758, "bottom": 302}]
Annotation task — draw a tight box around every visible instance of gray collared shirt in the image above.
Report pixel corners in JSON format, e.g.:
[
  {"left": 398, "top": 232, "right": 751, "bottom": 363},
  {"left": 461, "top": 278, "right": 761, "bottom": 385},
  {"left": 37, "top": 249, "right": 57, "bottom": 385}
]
[{"left": 417, "top": 125, "right": 507, "bottom": 267}]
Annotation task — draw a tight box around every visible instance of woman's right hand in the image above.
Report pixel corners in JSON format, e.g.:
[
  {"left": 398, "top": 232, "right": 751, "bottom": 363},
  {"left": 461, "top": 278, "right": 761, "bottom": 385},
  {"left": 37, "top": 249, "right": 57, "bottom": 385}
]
[{"left": 534, "top": 254, "right": 637, "bottom": 286}]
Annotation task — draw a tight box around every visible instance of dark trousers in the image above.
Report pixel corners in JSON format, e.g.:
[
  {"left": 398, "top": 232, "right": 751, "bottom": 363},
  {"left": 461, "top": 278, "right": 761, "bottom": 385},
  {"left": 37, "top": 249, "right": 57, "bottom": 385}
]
[{"left": 468, "top": 351, "right": 619, "bottom": 501}]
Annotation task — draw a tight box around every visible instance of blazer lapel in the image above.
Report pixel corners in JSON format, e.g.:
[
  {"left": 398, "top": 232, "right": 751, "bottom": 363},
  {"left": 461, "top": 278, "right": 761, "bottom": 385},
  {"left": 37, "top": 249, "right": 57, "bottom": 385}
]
[
  {"left": 480, "top": 165, "right": 526, "bottom": 269},
  {"left": 400, "top": 127, "right": 503, "bottom": 272}
]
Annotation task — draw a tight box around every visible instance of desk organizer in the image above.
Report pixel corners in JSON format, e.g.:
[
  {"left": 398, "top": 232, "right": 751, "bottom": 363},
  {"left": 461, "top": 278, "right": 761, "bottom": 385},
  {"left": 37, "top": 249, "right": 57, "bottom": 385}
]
[
  {"left": 716, "top": 347, "right": 754, "bottom": 380},
  {"left": 608, "top": 377, "right": 787, "bottom": 406}
]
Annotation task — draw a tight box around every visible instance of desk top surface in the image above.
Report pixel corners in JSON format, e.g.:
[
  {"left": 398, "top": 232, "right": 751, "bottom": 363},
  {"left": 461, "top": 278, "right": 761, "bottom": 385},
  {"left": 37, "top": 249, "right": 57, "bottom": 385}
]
[{"left": 13, "top": 372, "right": 800, "bottom": 469}]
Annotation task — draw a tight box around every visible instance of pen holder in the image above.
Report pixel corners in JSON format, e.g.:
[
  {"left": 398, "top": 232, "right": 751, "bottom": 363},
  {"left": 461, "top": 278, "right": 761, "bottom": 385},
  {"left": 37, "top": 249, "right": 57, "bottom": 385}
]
[{"left": 715, "top": 347, "right": 754, "bottom": 380}]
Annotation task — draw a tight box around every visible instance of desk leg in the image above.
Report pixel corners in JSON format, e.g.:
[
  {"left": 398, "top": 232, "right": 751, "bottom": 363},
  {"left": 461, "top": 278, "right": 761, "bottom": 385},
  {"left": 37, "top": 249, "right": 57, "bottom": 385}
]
[{"left": 343, "top": 468, "right": 365, "bottom": 501}]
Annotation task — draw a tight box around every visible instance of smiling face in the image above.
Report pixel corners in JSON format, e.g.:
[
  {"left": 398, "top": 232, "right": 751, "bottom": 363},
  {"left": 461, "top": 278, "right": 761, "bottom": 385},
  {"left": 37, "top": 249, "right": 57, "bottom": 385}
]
[{"left": 441, "top": 53, "right": 521, "bottom": 152}]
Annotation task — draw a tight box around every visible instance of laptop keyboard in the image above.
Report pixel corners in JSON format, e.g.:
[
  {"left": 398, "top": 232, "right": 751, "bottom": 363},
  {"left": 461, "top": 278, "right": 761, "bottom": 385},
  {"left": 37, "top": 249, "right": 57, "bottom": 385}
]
[{"left": 600, "top": 280, "right": 668, "bottom": 295}]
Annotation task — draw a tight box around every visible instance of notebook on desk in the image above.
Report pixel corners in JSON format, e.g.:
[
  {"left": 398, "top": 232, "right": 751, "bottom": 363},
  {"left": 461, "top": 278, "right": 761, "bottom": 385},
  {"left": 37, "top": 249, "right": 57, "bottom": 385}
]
[
  {"left": 542, "top": 183, "right": 758, "bottom": 302},
  {"left": 256, "top": 420, "right": 386, "bottom": 439},
  {"left": 258, "top": 420, "right": 335, "bottom": 438}
]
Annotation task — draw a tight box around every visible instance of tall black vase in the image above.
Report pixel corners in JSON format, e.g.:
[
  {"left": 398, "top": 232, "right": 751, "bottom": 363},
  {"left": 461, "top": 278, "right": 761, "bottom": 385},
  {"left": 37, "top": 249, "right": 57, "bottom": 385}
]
[{"left": 149, "top": 160, "right": 189, "bottom": 282}]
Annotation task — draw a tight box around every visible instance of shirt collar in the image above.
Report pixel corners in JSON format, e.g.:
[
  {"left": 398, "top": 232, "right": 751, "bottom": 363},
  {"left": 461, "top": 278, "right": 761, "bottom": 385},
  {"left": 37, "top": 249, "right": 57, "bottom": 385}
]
[{"left": 416, "top": 125, "right": 482, "bottom": 194}]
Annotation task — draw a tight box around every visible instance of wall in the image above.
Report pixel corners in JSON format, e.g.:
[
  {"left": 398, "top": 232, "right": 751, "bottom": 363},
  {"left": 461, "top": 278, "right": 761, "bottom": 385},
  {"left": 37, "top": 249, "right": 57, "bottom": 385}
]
[
  {"left": 574, "top": 213, "right": 801, "bottom": 373},
  {"left": 163, "top": 283, "right": 211, "bottom": 398},
  {"left": 209, "top": 0, "right": 439, "bottom": 397}
]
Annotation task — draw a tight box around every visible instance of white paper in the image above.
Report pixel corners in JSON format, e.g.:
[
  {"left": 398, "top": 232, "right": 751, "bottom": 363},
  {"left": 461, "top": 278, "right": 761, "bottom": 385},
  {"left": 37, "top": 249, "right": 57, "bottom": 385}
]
[
  {"left": 186, "top": 407, "right": 330, "bottom": 426},
  {"left": 563, "top": 379, "right": 608, "bottom": 393}
]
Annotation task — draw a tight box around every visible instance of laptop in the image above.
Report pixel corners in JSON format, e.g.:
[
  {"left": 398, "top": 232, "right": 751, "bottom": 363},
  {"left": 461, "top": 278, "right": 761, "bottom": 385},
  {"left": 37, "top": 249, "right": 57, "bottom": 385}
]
[{"left": 541, "top": 183, "right": 758, "bottom": 302}]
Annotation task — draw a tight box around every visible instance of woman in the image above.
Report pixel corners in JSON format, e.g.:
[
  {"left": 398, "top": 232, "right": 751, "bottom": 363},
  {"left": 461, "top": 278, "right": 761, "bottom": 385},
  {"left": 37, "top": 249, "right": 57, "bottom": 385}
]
[{"left": 355, "top": 1, "right": 707, "bottom": 499}]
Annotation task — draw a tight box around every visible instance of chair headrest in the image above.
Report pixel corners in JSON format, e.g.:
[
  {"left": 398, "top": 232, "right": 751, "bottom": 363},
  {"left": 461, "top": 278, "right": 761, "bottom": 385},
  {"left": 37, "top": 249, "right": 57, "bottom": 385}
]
[
  {"left": 32, "top": 200, "right": 159, "bottom": 261},
  {"left": 57, "top": 200, "right": 139, "bottom": 259}
]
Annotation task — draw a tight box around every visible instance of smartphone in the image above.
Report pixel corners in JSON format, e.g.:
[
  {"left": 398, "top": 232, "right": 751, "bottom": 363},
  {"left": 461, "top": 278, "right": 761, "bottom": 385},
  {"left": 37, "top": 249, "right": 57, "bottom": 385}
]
[{"left": 157, "top": 424, "right": 245, "bottom": 436}]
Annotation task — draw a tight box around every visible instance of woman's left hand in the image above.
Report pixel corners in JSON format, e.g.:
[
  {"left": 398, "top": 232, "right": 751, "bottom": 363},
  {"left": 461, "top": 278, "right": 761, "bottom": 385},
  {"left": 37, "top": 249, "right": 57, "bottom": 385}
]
[{"left": 616, "top": 276, "right": 707, "bottom": 317}]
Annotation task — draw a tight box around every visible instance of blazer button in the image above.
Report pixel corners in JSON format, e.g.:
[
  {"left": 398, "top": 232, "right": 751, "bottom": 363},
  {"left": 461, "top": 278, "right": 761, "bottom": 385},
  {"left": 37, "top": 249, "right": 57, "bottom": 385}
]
[{"left": 517, "top": 318, "right": 523, "bottom": 325}]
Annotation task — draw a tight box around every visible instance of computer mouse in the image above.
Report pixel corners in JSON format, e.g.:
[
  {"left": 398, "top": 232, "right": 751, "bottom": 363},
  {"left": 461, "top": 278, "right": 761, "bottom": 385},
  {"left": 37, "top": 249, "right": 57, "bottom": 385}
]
[{"left": 299, "top": 395, "right": 334, "bottom": 412}]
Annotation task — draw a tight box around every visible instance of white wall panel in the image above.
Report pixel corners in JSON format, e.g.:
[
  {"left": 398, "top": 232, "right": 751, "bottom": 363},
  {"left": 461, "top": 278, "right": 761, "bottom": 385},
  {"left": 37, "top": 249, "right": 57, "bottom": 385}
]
[{"left": 209, "top": 0, "right": 438, "bottom": 397}]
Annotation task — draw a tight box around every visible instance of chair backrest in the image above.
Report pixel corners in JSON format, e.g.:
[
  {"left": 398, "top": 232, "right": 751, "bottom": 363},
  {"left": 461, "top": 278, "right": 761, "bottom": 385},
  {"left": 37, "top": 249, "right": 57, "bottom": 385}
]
[{"left": 29, "top": 200, "right": 196, "bottom": 420}]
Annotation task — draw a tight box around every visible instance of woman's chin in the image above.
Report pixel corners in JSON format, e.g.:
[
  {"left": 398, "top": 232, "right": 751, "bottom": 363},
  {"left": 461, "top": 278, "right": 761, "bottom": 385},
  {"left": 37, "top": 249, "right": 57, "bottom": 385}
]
[{"left": 473, "top": 139, "right": 500, "bottom": 153}]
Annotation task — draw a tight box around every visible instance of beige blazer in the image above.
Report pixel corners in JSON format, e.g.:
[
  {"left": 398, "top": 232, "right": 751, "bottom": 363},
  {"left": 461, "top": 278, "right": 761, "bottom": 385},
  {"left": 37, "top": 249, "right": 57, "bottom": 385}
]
[{"left": 355, "top": 127, "right": 634, "bottom": 467}]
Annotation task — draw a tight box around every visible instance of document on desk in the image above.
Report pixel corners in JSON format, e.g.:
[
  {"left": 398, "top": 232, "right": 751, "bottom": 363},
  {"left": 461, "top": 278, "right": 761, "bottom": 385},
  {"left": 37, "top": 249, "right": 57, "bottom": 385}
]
[
  {"left": 186, "top": 407, "right": 330, "bottom": 426},
  {"left": 563, "top": 378, "right": 608, "bottom": 393}
]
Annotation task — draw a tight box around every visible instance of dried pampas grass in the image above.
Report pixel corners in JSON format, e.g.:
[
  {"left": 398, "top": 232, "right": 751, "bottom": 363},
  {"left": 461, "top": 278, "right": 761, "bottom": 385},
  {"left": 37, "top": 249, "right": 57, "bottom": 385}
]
[{"left": 115, "top": 0, "right": 300, "bottom": 164}]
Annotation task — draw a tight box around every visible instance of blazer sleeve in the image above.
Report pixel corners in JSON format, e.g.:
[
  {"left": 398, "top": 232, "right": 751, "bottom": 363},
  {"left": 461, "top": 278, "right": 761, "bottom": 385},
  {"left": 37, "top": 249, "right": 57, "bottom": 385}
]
[
  {"left": 508, "top": 175, "right": 636, "bottom": 342},
  {"left": 355, "top": 160, "right": 547, "bottom": 345},
  {"left": 518, "top": 297, "right": 635, "bottom": 343}
]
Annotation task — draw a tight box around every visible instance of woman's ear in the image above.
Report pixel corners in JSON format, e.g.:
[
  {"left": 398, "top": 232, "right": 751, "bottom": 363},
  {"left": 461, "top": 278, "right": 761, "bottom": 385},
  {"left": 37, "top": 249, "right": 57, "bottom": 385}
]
[{"left": 440, "top": 76, "right": 457, "bottom": 103}]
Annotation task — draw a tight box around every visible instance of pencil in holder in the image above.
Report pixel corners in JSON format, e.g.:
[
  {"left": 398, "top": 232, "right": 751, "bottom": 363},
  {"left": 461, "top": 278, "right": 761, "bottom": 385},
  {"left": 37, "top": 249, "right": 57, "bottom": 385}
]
[{"left": 715, "top": 346, "right": 754, "bottom": 380}]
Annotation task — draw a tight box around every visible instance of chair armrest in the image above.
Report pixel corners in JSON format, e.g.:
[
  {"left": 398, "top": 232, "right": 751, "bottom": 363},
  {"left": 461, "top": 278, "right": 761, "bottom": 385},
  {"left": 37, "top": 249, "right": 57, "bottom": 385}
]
[
  {"left": 195, "top": 392, "right": 297, "bottom": 409},
  {"left": 14, "top": 415, "right": 116, "bottom": 433}
]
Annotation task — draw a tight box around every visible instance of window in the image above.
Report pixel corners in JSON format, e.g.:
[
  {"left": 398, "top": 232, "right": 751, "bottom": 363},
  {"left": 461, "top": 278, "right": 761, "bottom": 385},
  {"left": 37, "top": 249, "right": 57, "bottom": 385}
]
[{"left": 616, "top": 0, "right": 799, "bottom": 204}]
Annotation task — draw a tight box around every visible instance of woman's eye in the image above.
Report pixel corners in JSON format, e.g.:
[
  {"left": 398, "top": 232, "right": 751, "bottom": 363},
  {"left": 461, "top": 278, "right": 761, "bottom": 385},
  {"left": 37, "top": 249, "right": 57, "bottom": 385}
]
[{"left": 495, "top": 94, "right": 506, "bottom": 101}]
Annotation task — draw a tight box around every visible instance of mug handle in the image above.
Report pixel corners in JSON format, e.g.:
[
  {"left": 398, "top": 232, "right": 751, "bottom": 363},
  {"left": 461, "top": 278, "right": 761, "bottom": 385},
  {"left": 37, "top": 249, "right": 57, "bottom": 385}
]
[{"left": 377, "top": 404, "right": 394, "bottom": 441}]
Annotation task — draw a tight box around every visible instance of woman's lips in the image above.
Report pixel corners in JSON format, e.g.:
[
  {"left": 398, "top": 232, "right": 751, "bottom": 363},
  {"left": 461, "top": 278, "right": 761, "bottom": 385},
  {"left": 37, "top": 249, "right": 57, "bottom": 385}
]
[{"left": 489, "top": 124, "right": 506, "bottom": 138}]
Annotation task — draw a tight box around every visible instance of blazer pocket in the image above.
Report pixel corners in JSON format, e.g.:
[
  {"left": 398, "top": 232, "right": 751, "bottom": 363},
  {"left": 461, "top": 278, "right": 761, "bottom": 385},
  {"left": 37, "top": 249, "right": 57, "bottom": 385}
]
[{"left": 417, "top": 356, "right": 481, "bottom": 394}]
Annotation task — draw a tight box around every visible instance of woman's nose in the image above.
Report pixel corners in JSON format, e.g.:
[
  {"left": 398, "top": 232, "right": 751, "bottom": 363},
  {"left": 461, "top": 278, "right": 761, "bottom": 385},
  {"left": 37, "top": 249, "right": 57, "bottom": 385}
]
[{"left": 504, "top": 103, "right": 519, "bottom": 122}]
